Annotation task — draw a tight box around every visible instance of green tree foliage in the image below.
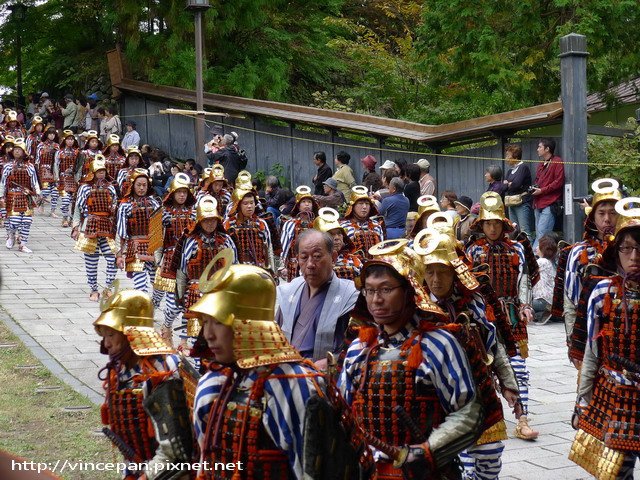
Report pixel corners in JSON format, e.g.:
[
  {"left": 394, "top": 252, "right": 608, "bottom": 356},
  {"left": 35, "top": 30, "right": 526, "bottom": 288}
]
[
  {"left": 588, "top": 119, "right": 640, "bottom": 194},
  {"left": 415, "top": 0, "right": 640, "bottom": 123}
]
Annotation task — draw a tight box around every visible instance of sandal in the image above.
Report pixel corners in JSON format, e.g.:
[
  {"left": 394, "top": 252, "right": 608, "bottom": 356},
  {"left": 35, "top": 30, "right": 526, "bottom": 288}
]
[
  {"left": 515, "top": 416, "right": 539, "bottom": 440},
  {"left": 160, "top": 326, "right": 174, "bottom": 348},
  {"left": 89, "top": 291, "right": 100, "bottom": 302}
]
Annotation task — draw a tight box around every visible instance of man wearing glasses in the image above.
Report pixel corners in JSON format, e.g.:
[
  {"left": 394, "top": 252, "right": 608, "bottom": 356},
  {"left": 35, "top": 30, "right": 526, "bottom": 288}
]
[{"left": 339, "top": 239, "right": 482, "bottom": 479}]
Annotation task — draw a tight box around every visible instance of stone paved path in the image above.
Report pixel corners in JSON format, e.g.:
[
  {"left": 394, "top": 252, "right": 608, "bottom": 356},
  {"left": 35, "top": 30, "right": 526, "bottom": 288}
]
[{"left": 1, "top": 211, "right": 637, "bottom": 478}]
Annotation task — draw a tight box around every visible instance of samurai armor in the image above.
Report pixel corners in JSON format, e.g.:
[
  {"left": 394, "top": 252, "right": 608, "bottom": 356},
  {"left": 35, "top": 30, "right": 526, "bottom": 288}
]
[
  {"left": 228, "top": 220, "right": 268, "bottom": 268},
  {"left": 333, "top": 253, "right": 362, "bottom": 281},
  {"left": 550, "top": 243, "right": 573, "bottom": 323},
  {"left": 58, "top": 148, "right": 80, "bottom": 193},
  {"left": 183, "top": 234, "right": 229, "bottom": 316},
  {"left": 142, "top": 379, "right": 193, "bottom": 468},
  {"left": 6, "top": 164, "right": 32, "bottom": 214},
  {"left": 569, "top": 429, "right": 625, "bottom": 480},
  {"left": 103, "top": 373, "right": 158, "bottom": 463},
  {"left": 284, "top": 217, "right": 313, "bottom": 281},
  {"left": 75, "top": 232, "right": 117, "bottom": 255},
  {"left": 155, "top": 208, "right": 195, "bottom": 290},
  {"left": 85, "top": 184, "right": 116, "bottom": 238},
  {"left": 200, "top": 369, "right": 291, "bottom": 480},
  {"left": 475, "top": 272, "right": 517, "bottom": 357},
  {"left": 105, "top": 154, "right": 126, "bottom": 180},
  {"left": 352, "top": 343, "right": 446, "bottom": 479},
  {"left": 578, "top": 282, "right": 640, "bottom": 452},
  {"left": 516, "top": 231, "right": 539, "bottom": 287},
  {"left": 178, "top": 360, "right": 201, "bottom": 416},
  {"left": 349, "top": 220, "right": 383, "bottom": 259},
  {"left": 125, "top": 238, "right": 154, "bottom": 272},
  {"left": 37, "top": 144, "right": 57, "bottom": 185},
  {"left": 480, "top": 243, "right": 520, "bottom": 299}
]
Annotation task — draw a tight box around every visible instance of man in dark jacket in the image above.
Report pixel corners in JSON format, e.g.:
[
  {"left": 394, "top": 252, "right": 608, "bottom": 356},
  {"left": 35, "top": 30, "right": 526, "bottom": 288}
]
[
  {"left": 312, "top": 151, "right": 332, "bottom": 195},
  {"left": 265, "top": 175, "right": 289, "bottom": 222},
  {"left": 207, "top": 134, "right": 246, "bottom": 183}
]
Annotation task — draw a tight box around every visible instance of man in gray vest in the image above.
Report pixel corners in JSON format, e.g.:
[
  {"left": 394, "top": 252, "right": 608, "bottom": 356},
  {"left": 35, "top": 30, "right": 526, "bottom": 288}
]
[{"left": 276, "top": 229, "right": 358, "bottom": 362}]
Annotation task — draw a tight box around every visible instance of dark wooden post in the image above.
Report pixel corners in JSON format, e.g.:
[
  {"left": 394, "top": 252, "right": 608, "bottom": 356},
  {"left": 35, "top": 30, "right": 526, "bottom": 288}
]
[{"left": 560, "top": 33, "right": 589, "bottom": 243}]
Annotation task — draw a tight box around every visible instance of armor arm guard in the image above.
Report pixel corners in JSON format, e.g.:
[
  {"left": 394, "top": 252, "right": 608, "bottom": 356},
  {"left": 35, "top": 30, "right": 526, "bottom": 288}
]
[
  {"left": 53, "top": 151, "right": 60, "bottom": 181},
  {"left": 0, "top": 167, "right": 8, "bottom": 198},
  {"left": 176, "top": 270, "right": 187, "bottom": 301},
  {"left": 427, "top": 395, "right": 483, "bottom": 469},
  {"left": 564, "top": 292, "right": 577, "bottom": 345},
  {"left": 143, "top": 379, "right": 194, "bottom": 480},
  {"left": 493, "top": 340, "right": 519, "bottom": 393},
  {"left": 74, "top": 152, "right": 86, "bottom": 182},
  {"left": 577, "top": 340, "right": 598, "bottom": 405},
  {"left": 72, "top": 196, "right": 83, "bottom": 228}
]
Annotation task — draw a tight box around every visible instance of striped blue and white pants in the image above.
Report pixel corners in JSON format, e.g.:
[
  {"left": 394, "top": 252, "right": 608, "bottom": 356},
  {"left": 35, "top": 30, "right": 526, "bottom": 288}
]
[
  {"left": 131, "top": 261, "right": 156, "bottom": 293},
  {"left": 41, "top": 184, "right": 59, "bottom": 213},
  {"left": 510, "top": 350, "right": 530, "bottom": 415},
  {"left": 59, "top": 193, "right": 73, "bottom": 218},
  {"left": 163, "top": 292, "right": 182, "bottom": 330},
  {"left": 6, "top": 214, "right": 33, "bottom": 245},
  {"left": 460, "top": 441, "right": 504, "bottom": 480},
  {"left": 84, "top": 238, "right": 116, "bottom": 292}
]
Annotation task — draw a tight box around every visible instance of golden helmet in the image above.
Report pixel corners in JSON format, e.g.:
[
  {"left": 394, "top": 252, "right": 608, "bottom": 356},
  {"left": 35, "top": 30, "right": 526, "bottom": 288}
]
[
  {"left": 1, "top": 135, "right": 16, "bottom": 149},
  {"left": 62, "top": 129, "right": 75, "bottom": 141},
  {"left": 29, "top": 116, "right": 44, "bottom": 132},
  {"left": 613, "top": 197, "right": 640, "bottom": 239},
  {"left": 123, "top": 168, "right": 151, "bottom": 197},
  {"left": 411, "top": 195, "right": 441, "bottom": 236},
  {"left": 125, "top": 146, "right": 141, "bottom": 159},
  {"left": 84, "top": 130, "right": 101, "bottom": 143},
  {"left": 201, "top": 167, "right": 213, "bottom": 181},
  {"left": 195, "top": 195, "right": 223, "bottom": 224},
  {"left": 414, "top": 220, "right": 479, "bottom": 291},
  {"left": 168, "top": 172, "right": 192, "bottom": 194},
  {"left": 94, "top": 287, "right": 174, "bottom": 356},
  {"left": 292, "top": 185, "right": 318, "bottom": 216},
  {"left": 5, "top": 110, "right": 18, "bottom": 123},
  {"left": 209, "top": 164, "right": 226, "bottom": 182},
  {"left": 163, "top": 172, "right": 196, "bottom": 207},
  {"left": 366, "top": 239, "right": 425, "bottom": 284},
  {"left": 363, "top": 239, "right": 446, "bottom": 318},
  {"left": 189, "top": 250, "right": 301, "bottom": 368},
  {"left": 313, "top": 207, "right": 353, "bottom": 250},
  {"left": 105, "top": 134, "right": 120, "bottom": 147},
  {"left": 83, "top": 154, "right": 109, "bottom": 183},
  {"left": 345, "top": 185, "right": 378, "bottom": 218},
  {"left": 11, "top": 138, "right": 27, "bottom": 154},
  {"left": 229, "top": 170, "right": 256, "bottom": 214},
  {"left": 586, "top": 178, "right": 623, "bottom": 217},
  {"left": 471, "top": 191, "right": 514, "bottom": 233}
]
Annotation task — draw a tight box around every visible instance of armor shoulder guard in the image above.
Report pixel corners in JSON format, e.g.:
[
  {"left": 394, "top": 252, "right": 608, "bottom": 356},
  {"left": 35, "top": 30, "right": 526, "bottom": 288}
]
[
  {"left": 143, "top": 378, "right": 194, "bottom": 467},
  {"left": 515, "top": 232, "right": 540, "bottom": 286},
  {"left": 303, "top": 393, "right": 375, "bottom": 480},
  {"left": 464, "top": 233, "right": 479, "bottom": 250},
  {"left": 549, "top": 243, "right": 574, "bottom": 323}
]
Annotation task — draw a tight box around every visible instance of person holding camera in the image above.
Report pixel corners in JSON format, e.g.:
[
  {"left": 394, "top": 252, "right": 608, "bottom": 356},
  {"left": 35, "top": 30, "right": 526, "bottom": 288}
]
[
  {"left": 531, "top": 138, "right": 564, "bottom": 250},
  {"left": 504, "top": 144, "right": 534, "bottom": 238}
]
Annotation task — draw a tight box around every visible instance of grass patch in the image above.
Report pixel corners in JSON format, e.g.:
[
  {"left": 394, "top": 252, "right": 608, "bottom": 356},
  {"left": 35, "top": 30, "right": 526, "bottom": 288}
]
[{"left": 0, "top": 319, "right": 118, "bottom": 480}]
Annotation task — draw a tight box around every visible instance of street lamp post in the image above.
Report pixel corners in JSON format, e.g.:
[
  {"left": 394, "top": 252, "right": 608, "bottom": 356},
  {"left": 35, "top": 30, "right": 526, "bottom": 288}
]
[
  {"left": 186, "top": 0, "right": 210, "bottom": 167},
  {"left": 9, "top": 2, "right": 27, "bottom": 109}
]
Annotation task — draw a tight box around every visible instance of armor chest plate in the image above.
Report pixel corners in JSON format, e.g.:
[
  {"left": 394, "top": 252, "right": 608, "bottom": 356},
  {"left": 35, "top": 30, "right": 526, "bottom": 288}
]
[
  {"left": 88, "top": 184, "right": 114, "bottom": 215},
  {"left": 8, "top": 164, "right": 31, "bottom": 190},
  {"left": 601, "top": 292, "right": 640, "bottom": 371},
  {"left": 352, "top": 223, "right": 382, "bottom": 259},
  {"left": 105, "top": 155, "right": 125, "bottom": 179},
  {"left": 352, "top": 343, "right": 445, "bottom": 447},
  {"left": 128, "top": 199, "right": 154, "bottom": 237},
  {"left": 231, "top": 221, "right": 267, "bottom": 267},
  {"left": 186, "top": 235, "right": 226, "bottom": 280},
  {"left": 39, "top": 144, "right": 57, "bottom": 168},
  {"left": 164, "top": 208, "right": 194, "bottom": 249},
  {"left": 480, "top": 247, "right": 520, "bottom": 298},
  {"left": 58, "top": 149, "right": 78, "bottom": 173}
]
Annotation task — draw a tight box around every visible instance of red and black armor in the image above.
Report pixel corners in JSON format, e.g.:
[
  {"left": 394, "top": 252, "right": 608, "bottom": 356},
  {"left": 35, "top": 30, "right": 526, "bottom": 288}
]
[
  {"left": 105, "top": 154, "right": 126, "bottom": 181},
  {"left": 125, "top": 198, "right": 155, "bottom": 265},
  {"left": 184, "top": 234, "right": 228, "bottom": 317},
  {"left": 550, "top": 243, "right": 574, "bottom": 323},
  {"left": 37, "top": 142, "right": 58, "bottom": 185},
  {"left": 284, "top": 216, "right": 314, "bottom": 281},
  {"left": 333, "top": 252, "right": 362, "bottom": 281},
  {"left": 347, "top": 219, "right": 383, "bottom": 259},
  {"left": 58, "top": 148, "right": 80, "bottom": 193},
  {"left": 156, "top": 207, "right": 195, "bottom": 287},
  {"left": 6, "top": 163, "right": 33, "bottom": 213},
  {"left": 578, "top": 278, "right": 640, "bottom": 451},
  {"left": 85, "top": 182, "right": 116, "bottom": 238},
  {"left": 200, "top": 367, "right": 291, "bottom": 480},
  {"left": 101, "top": 365, "right": 159, "bottom": 463},
  {"left": 352, "top": 334, "right": 446, "bottom": 479},
  {"left": 227, "top": 218, "right": 269, "bottom": 269}
]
